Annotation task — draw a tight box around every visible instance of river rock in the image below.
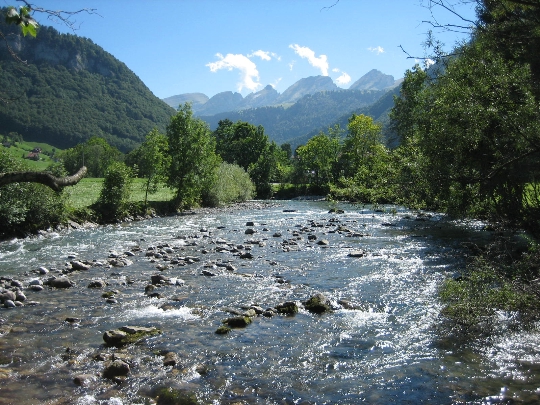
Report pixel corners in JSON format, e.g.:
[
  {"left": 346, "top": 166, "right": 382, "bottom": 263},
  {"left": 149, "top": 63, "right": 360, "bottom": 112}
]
[
  {"left": 38, "top": 266, "right": 49, "bottom": 275},
  {"left": 103, "top": 326, "right": 162, "bottom": 347},
  {"left": 70, "top": 261, "right": 90, "bottom": 271},
  {"left": 28, "top": 279, "right": 43, "bottom": 286},
  {"left": 304, "top": 293, "right": 332, "bottom": 314},
  {"left": 88, "top": 279, "right": 107, "bottom": 288},
  {"left": 275, "top": 301, "right": 298, "bottom": 315},
  {"left": 103, "top": 359, "right": 130, "bottom": 379},
  {"left": 3, "top": 300, "right": 16, "bottom": 309},
  {"left": 29, "top": 285, "right": 44, "bottom": 292},
  {"left": 46, "top": 277, "right": 75, "bottom": 288},
  {"left": 245, "top": 228, "right": 256, "bottom": 235},
  {"left": 223, "top": 316, "right": 252, "bottom": 328},
  {"left": 15, "top": 291, "right": 26, "bottom": 302},
  {"left": 10, "top": 280, "right": 23, "bottom": 288},
  {"left": 162, "top": 352, "right": 178, "bottom": 367},
  {"left": 215, "top": 325, "right": 231, "bottom": 334},
  {"left": 151, "top": 274, "right": 169, "bottom": 285},
  {"left": 73, "top": 374, "right": 96, "bottom": 387},
  {"left": 348, "top": 250, "right": 366, "bottom": 258},
  {"left": 317, "top": 239, "right": 330, "bottom": 246},
  {"left": 0, "top": 290, "right": 16, "bottom": 302},
  {"left": 202, "top": 270, "right": 217, "bottom": 277}
]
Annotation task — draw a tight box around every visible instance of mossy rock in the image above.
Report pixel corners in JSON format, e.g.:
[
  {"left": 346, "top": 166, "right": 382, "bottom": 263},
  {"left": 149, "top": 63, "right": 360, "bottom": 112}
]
[
  {"left": 223, "top": 316, "right": 252, "bottom": 328},
  {"left": 154, "top": 387, "right": 199, "bottom": 405},
  {"left": 275, "top": 301, "right": 298, "bottom": 315},
  {"left": 304, "top": 293, "right": 332, "bottom": 314},
  {"left": 103, "top": 325, "right": 162, "bottom": 347},
  {"left": 215, "top": 325, "right": 231, "bottom": 334}
]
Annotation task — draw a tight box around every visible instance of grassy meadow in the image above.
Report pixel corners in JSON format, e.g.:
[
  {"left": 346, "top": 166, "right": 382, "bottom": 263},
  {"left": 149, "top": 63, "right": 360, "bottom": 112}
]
[
  {"left": 2, "top": 141, "right": 59, "bottom": 171},
  {"left": 66, "top": 178, "right": 175, "bottom": 209}
]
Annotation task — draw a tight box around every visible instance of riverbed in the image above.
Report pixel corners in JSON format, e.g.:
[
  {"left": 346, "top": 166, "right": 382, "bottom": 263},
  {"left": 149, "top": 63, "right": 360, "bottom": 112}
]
[{"left": 1, "top": 201, "right": 539, "bottom": 404}]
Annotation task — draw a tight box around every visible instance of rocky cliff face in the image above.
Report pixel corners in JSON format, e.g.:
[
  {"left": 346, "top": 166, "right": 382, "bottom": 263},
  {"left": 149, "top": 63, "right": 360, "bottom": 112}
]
[
  {"left": 277, "top": 76, "right": 338, "bottom": 104},
  {"left": 349, "top": 69, "right": 396, "bottom": 91}
]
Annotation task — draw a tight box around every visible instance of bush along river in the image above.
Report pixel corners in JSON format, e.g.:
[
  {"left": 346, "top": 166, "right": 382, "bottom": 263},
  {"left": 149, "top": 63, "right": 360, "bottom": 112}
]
[{"left": 0, "top": 200, "right": 539, "bottom": 404}]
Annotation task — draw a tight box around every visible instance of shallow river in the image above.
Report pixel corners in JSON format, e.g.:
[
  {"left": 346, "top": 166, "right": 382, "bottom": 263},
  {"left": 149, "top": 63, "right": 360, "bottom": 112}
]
[{"left": 1, "top": 201, "right": 540, "bottom": 405}]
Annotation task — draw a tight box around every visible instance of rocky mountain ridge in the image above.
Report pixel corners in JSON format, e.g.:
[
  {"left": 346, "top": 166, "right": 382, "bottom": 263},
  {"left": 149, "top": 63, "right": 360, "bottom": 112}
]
[{"left": 163, "top": 70, "right": 401, "bottom": 116}]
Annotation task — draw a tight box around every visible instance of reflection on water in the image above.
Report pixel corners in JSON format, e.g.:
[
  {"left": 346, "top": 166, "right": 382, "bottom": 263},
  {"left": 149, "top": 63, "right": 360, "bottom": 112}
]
[{"left": 0, "top": 201, "right": 538, "bottom": 404}]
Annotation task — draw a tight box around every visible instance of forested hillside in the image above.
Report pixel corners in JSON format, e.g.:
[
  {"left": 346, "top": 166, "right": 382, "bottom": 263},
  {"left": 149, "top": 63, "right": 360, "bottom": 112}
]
[
  {"left": 200, "top": 88, "right": 387, "bottom": 146},
  {"left": 0, "top": 12, "right": 175, "bottom": 152}
]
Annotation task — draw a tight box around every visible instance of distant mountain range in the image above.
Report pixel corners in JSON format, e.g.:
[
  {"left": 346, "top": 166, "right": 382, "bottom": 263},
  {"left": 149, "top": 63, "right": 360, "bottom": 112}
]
[
  {"left": 163, "top": 69, "right": 402, "bottom": 147},
  {"left": 163, "top": 69, "right": 401, "bottom": 115}
]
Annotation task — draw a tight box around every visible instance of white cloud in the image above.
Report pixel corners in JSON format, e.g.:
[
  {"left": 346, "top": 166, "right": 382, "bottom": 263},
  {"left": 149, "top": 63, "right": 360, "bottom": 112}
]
[
  {"left": 289, "top": 44, "right": 329, "bottom": 76},
  {"left": 288, "top": 61, "right": 295, "bottom": 71},
  {"left": 335, "top": 72, "right": 351, "bottom": 86},
  {"left": 206, "top": 53, "right": 261, "bottom": 92},
  {"left": 368, "top": 46, "right": 385, "bottom": 55},
  {"left": 248, "top": 50, "right": 280, "bottom": 61},
  {"left": 332, "top": 68, "right": 340, "bottom": 73},
  {"left": 424, "top": 58, "right": 435, "bottom": 68}
]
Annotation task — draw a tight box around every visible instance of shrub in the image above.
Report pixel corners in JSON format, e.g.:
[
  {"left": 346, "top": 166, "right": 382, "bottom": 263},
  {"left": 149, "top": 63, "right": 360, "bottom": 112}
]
[
  {"left": 93, "top": 162, "right": 135, "bottom": 222},
  {"left": 202, "top": 162, "right": 255, "bottom": 207},
  {"left": 0, "top": 149, "right": 67, "bottom": 238}
]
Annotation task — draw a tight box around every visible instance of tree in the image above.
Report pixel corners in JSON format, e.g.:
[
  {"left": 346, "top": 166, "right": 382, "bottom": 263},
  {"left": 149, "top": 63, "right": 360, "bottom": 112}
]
[
  {"left": 167, "top": 103, "right": 220, "bottom": 209},
  {"left": 391, "top": 37, "right": 540, "bottom": 225},
  {"left": 213, "top": 119, "right": 277, "bottom": 198},
  {"left": 296, "top": 131, "right": 340, "bottom": 189},
  {"left": 58, "top": 136, "right": 123, "bottom": 177},
  {"left": 133, "top": 128, "right": 170, "bottom": 209},
  {"left": 94, "top": 161, "right": 135, "bottom": 222}
]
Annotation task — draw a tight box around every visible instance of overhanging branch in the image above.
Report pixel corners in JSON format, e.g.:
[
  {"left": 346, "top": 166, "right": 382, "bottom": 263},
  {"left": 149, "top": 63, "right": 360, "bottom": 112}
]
[{"left": 0, "top": 166, "right": 87, "bottom": 191}]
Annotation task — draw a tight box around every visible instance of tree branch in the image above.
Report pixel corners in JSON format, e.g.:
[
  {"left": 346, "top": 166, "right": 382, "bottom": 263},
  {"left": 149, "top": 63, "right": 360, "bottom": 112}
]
[{"left": 0, "top": 166, "right": 87, "bottom": 191}]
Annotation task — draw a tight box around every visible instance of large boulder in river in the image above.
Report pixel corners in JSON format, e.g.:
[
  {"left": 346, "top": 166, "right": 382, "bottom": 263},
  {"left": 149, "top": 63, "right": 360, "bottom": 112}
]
[
  {"left": 103, "top": 325, "right": 162, "bottom": 347},
  {"left": 45, "top": 277, "right": 75, "bottom": 288},
  {"left": 103, "top": 359, "right": 130, "bottom": 379},
  {"left": 304, "top": 292, "right": 332, "bottom": 314},
  {"left": 275, "top": 301, "right": 298, "bottom": 315}
]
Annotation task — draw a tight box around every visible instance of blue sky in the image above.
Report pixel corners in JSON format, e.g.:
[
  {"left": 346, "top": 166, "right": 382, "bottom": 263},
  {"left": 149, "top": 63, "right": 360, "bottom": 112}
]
[{"left": 14, "top": 0, "right": 476, "bottom": 99}]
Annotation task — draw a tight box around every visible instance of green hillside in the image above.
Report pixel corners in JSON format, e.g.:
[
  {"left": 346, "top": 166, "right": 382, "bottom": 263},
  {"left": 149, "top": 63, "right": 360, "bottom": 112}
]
[
  {"left": 289, "top": 85, "right": 401, "bottom": 148},
  {"left": 0, "top": 13, "right": 175, "bottom": 152},
  {"left": 200, "top": 89, "right": 387, "bottom": 146}
]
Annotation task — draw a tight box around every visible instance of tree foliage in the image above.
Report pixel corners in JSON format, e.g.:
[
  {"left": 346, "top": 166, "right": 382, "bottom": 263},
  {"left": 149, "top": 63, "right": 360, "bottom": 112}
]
[
  {"left": 58, "top": 136, "right": 123, "bottom": 177},
  {"left": 93, "top": 161, "right": 135, "bottom": 222},
  {"left": 0, "top": 148, "right": 67, "bottom": 237},
  {"left": 127, "top": 128, "right": 170, "bottom": 209},
  {"left": 167, "top": 103, "right": 220, "bottom": 209}
]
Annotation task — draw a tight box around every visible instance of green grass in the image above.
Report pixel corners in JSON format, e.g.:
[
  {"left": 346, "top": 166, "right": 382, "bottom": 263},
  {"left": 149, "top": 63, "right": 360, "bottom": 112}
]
[
  {"left": 67, "top": 178, "right": 175, "bottom": 209},
  {"left": 1, "top": 141, "right": 60, "bottom": 171}
]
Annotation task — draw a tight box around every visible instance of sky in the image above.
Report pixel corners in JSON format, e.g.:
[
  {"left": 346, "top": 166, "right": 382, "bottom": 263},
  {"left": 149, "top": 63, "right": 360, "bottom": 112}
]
[{"left": 8, "top": 0, "right": 477, "bottom": 99}]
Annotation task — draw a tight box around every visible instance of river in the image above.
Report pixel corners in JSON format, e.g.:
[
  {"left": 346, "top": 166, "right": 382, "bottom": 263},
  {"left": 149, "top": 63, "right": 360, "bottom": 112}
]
[{"left": 0, "top": 201, "right": 539, "bottom": 404}]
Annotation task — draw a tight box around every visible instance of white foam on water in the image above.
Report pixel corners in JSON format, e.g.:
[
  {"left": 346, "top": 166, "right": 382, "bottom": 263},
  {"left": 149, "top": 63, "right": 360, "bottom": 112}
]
[{"left": 119, "top": 304, "right": 199, "bottom": 322}]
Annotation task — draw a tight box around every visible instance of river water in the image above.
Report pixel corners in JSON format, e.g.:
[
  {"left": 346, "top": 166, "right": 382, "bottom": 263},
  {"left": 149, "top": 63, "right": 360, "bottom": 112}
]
[{"left": 0, "top": 201, "right": 540, "bottom": 404}]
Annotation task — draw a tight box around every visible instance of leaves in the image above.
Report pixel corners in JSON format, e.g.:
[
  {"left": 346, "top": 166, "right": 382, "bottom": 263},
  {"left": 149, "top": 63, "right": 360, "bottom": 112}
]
[{"left": 5, "top": 6, "right": 38, "bottom": 37}]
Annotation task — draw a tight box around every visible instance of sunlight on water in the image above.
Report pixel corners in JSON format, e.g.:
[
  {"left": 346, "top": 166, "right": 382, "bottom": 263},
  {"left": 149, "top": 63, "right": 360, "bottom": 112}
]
[{"left": 0, "top": 202, "right": 539, "bottom": 404}]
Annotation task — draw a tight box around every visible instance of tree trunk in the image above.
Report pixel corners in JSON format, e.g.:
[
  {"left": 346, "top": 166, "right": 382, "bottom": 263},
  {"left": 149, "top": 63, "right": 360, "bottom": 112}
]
[{"left": 0, "top": 166, "right": 87, "bottom": 191}]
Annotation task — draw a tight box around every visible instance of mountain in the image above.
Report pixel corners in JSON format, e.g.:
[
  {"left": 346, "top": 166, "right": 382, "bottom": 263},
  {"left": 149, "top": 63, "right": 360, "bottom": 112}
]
[
  {"left": 238, "top": 85, "right": 279, "bottom": 109},
  {"left": 0, "top": 13, "right": 175, "bottom": 152},
  {"left": 290, "top": 85, "right": 401, "bottom": 149},
  {"left": 349, "top": 69, "right": 397, "bottom": 91},
  {"left": 165, "top": 75, "right": 340, "bottom": 116},
  {"left": 163, "top": 93, "right": 208, "bottom": 110},
  {"left": 200, "top": 89, "right": 387, "bottom": 146},
  {"left": 276, "top": 75, "right": 338, "bottom": 104},
  {"left": 194, "top": 91, "right": 243, "bottom": 116}
]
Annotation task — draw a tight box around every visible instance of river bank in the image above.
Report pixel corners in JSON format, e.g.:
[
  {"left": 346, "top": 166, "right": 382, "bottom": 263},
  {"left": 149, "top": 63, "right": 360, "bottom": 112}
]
[{"left": 1, "top": 201, "right": 539, "bottom": 404}]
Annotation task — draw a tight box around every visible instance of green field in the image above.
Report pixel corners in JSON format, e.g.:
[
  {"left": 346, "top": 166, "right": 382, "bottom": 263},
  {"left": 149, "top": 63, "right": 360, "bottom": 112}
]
[
  {"left": 1, "top": 141, "right": 60, "bottom": 171},
  {"left": 66, "top": 178, "right": 175, "bottom": 209}
]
